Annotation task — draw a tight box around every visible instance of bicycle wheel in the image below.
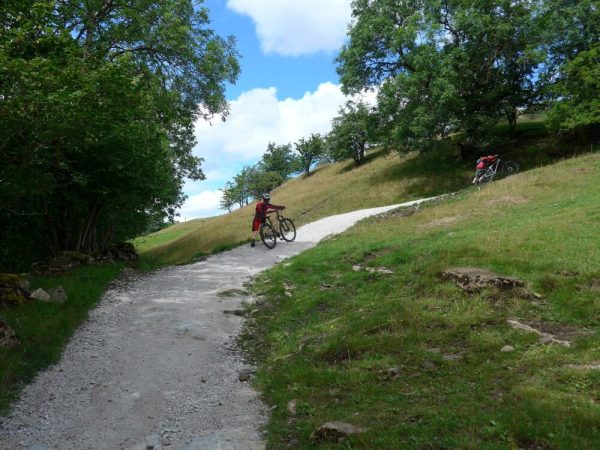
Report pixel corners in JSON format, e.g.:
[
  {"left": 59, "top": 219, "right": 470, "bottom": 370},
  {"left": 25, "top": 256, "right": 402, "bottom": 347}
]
[
  {"left": 501, "top": 161, "right": 519, "bottom": 175},
  {"left": 279, "top": 218, "right": 296, "bottom": 242},
  {"left": 259, "top": 223, "right": 277, "bottom": 249}
]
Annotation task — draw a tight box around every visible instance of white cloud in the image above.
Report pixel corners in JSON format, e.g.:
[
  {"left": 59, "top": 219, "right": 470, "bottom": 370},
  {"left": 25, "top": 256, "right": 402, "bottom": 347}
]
[
  {"left": 182, "top": 83, "right": 377, "bottom": 219},
  {"left": 178, "top": 190, "right": 223, "bottom": 220},
  {"left": 227, "top": 0, "right": 352, "bottom": 56},
  {"left": 193, "top": 82, "right": 348, "bottom": 163}
]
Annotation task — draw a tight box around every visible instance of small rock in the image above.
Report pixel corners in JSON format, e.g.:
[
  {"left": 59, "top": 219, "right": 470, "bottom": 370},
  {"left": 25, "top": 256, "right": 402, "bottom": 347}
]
[
  {"left": 501, "top": 345, "right": 515, "bottom": 353},
  {"left": 287, "top": 399, "right": 297, "bottom": 416},
  {"left": 30, "top": 288, "right": 51, "bottom": 302},
  {"left": 386, "top": 367, "right": 400, "bottom": 380},
  {"left": 442, "top": 353, "right": 463, "bottom": 361},
  {"left": 0, "top": 320, "right": 20, "bottom": 348},
  {"left": 352, "top": 265, "right": 363, "bottom": 272},
  {"left": 310, "top": 421, "right": 366, "bottom": 442},
  {"left": 238, "top": 369, "right": 253, "bottom": 381},
  {"left": 531, "top": 292, "right": 543, "bottom": 299},
  {"left": 48, "top": 285, "right": 68, "bottom": 303}
]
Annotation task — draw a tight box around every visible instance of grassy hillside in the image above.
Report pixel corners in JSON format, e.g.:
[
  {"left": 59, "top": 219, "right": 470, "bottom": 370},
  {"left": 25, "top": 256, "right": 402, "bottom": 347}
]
[
  {"left": 136, "top": 146, "right": 472, "bottom": 267},
  {"left": 136, "top": 119, "right": 584, "bottom": 268},
  {"left": 244, "top": 152, "right": 600, "bottom": 448}
]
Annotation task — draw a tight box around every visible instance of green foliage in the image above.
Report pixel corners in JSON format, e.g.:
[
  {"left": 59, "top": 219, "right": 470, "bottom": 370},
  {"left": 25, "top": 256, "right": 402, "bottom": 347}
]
[
  {"left": 247, "top": 170, "right": 285, "bottom": 200},
  {"left": 326, "top": 101, "right": 375, "bottom": 165},
  {"left": 293, "top": 134, "right": 325, "bottom": 175},
  {"left": 546, "top": 44, "right": 600, "bottom": 137},
  {"left": 260, "top": 142, "right": 295, "bottom": 180},
  {"left": 0, "top": 0, "right": 239, "bottom": 271},
  {"left": 337, "top": 0, "right": 544, "bottom": 155}
]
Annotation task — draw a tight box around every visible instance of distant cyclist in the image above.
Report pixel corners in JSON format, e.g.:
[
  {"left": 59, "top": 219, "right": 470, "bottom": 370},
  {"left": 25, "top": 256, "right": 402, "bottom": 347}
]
[
  {"left": 251, "top": 193, "right": 285, "bottom": 247},
  {"left": 472, "top": 152, "right": 497, "bottom": 185}
]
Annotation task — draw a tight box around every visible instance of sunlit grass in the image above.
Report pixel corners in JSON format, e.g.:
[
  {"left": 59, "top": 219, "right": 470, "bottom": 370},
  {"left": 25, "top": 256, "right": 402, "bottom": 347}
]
[{"left": 244, "top": 153, "right": 600, "bottom": 449}]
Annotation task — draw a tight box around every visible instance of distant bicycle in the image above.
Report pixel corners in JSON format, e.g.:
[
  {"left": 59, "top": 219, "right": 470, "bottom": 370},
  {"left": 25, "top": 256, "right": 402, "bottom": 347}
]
[
  {"left": 259, "top": 210, "right": 296, "bottom": 249},
  {"left": 476, "top": 156, "right": 519, "bottom": 186}
]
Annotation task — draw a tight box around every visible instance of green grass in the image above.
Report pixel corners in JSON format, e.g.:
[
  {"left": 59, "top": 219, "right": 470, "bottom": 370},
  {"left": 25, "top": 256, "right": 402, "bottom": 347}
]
[
  {"left": 243, "top": 153, "right": 600, "bottom": 449},
  {"left": 0, "top": 264, "right": 123, "bottom": 414},
  {"left": 135, "top": 118, "right": 587, "bottom": 268}
]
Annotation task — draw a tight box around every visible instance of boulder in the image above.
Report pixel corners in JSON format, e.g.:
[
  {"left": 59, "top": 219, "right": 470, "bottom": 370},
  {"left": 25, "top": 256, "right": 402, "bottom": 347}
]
[
  {"left": 30, "top": 288, "right": 51, "bottom": 302},
  {"left": 0, "top": 273, "right": 30, "bottom": 305},
  {"left": 48, "top": 285, "right": 68, "bottom": 304},
  {"left": 103, "top": 242, "right": 139, "bottom": 262},
  {"left": 0, "top": 320, "right": 19, "bottom": 348},
  {"left": 310, "top": 421, "right": 366, "bottom": 443}
]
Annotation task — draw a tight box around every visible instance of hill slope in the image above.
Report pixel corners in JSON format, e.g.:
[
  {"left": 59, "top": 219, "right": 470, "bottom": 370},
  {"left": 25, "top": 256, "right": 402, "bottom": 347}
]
[
  {"left": 245, "top": 152, "right": 600, "bottom": 448},
  {"left": 137, "top": 147, "right": 474, "bottom": 266}
]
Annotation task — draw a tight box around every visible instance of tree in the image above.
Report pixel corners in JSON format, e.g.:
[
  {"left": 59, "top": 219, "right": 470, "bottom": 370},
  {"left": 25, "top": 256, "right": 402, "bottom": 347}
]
[
  {"left": 294, "top": 134, "right": 325, "bottom": 175},
  {"left": 546, "top": 43, "right": 600, "bottom": 138},
  {"left": 260, "top": 142, "right": 294, "bottom": 180},
  {"left": 246, "top": 170, "right": 284, "bottom": 201},
  {"left": 0, "top": 1, "right": 239, "bottom": 270},
  {"left": 540, "top": 0, "right": 600, "bottom": 138},
  {"left": 336, "top": 0, "right": 544, "bottom": 157},
  {"left": 327, "top": 101, "right": 374, "bottom": 165}
]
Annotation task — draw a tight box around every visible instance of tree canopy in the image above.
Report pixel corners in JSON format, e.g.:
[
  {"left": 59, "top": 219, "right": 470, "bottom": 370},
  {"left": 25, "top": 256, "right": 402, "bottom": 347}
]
[
  {"left": 336, "top": 0, "right": 598, "bottom": 156},
  {"left": 0, "top": 0, "right": 239, "bottom": 270}
]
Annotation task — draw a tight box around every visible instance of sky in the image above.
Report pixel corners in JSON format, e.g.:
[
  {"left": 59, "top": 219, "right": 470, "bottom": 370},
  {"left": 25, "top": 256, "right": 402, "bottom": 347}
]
[{"left": 177, "top": 0, "right": 355, "bottom": 220}]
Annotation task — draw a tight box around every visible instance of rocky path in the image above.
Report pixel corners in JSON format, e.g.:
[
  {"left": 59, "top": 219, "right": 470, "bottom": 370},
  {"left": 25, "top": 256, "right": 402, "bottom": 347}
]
[{"left": 0, "top": 199, "right": 432, "bottom": 450}]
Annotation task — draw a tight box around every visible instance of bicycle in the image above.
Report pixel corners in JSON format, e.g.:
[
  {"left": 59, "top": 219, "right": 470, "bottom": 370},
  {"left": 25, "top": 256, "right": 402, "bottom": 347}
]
[
  {"left": 476, "top": 156, "right": 519, "bottom": 186},
  {"left": 259, "top": 210, "right": 296, "bottom": 249}
]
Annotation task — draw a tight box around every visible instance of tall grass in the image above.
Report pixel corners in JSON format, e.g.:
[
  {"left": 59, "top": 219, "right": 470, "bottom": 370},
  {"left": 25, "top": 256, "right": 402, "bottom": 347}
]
[{"left": 244, "top": 153, "right": 600, "bottom": 449}]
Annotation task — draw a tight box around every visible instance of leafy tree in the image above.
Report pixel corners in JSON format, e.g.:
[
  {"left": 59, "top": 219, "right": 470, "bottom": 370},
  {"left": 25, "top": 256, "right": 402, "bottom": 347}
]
[
  {"left": 219, "top": 182, "right": 237, "bottom": 213},
  {"left": 246, "top": 170, "right": 284, "bottom": 201},
  {"left": 327, "top": 101, "right": 374, "bottom": 165},
  {"left": 260, "top": 142, "right": 294, "bottom": 180},
  {"left": 541, "top": 0, "right": 600, "bottom": 138},
  {"left": 336, "top": 0, "right": 544, "bottom": 157},
  {"left": 546, "top": 43, "right": 600, "bottom": 138},
  {"left": 294, "top": 134, "right": 325, "bottom": 175},
  {"left": 0, "top": 1, "right": 239, "bottom": 270}
]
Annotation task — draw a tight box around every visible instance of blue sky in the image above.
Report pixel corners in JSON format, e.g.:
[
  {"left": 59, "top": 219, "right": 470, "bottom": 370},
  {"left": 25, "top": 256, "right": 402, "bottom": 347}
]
[{"left": 177, "top": 0, "right": 355, "bottom": 220}]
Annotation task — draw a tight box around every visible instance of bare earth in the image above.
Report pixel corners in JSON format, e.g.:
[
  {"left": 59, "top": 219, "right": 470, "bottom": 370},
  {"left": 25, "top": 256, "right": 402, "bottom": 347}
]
[{"left": 0, "top": 199, "right": 432, "bottom": 450}]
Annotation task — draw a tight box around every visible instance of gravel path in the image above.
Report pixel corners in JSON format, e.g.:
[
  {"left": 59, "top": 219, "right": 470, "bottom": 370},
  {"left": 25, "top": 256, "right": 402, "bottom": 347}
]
[{"left": 0, "top": 199, "right": 433, "bottom": 450}]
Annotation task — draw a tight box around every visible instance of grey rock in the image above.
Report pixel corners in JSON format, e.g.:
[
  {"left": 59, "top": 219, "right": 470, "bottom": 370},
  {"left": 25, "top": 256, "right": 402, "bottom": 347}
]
[
  {"left": 310, "top": 421, "right": 366, "bottom": 442},
  {"left": 501, "top": 345, "right": 515, "bottom": 353},
  {"left": 30, "top": 288, "right": 51, "bottom": 302},
  {"left": 48, "top": 285, "right": 68, "bottom": 303},
  {"left": 239, "top": 369, "right": 253, "bottom": 382},
  {"left": 287, "top": 399, "right": 297, "bottom": 416},
  {"left": 0, "top": 320, "right": 19, "bottom": 348}
]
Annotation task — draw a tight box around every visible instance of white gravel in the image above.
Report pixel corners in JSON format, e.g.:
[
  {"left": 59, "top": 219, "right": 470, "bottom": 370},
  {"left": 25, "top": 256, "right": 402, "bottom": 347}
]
[{"left": 0, "top": 199, "right": 433, "bottom": 450}]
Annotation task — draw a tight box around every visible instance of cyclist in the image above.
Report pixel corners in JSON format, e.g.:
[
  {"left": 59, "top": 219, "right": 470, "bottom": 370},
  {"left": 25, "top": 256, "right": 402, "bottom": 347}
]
[
  {"left": 472, "top": 153, "right": 497, "bottom": 185},
  {"left": 251, "top": 193, "right": 285, "bottom": 247}
]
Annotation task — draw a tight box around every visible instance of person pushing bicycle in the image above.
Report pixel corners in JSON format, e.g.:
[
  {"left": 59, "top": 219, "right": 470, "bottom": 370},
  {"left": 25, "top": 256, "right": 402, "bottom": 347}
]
[
  {"left": 472, "top": 150, "right": 497, "bottom": 185},
  {"left": 251, "top": 193, "right": 285, "bottom": 247}
]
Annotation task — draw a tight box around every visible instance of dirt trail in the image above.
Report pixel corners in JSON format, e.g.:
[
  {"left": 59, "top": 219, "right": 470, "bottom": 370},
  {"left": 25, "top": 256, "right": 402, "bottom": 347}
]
[{"left": 0, "top": 199, "right": 433, "bottom": 450}]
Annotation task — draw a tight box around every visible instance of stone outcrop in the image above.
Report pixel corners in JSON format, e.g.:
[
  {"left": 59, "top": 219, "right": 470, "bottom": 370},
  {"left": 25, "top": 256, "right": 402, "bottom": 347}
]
[
  {"left": 31, "top": 243, "right": 139, "bottom": 275},
  {"left": 441, "top": 267, "right": 525, "bottom": 292}
]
